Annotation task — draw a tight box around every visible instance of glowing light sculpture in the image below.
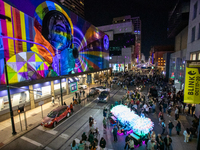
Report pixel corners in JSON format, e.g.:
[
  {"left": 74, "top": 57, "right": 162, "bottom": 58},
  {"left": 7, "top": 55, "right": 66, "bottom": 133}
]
[{"left": 111, "top": 105, "right": 154, "bottom": 136}]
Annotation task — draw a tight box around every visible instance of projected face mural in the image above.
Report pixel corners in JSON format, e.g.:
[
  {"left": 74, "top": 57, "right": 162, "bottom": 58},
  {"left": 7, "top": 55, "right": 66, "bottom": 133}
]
[
  {"left": 43, "top": 12, "right": 71, "bottom": 52},
  {"left": 0, "top": 0, "right": 109, "bottom": 85}
]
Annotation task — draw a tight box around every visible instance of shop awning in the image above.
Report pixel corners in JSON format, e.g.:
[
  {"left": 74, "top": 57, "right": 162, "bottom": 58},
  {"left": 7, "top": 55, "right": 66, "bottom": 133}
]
[{"left": 68, "top": 77, "right": 79, "bottom": 83}]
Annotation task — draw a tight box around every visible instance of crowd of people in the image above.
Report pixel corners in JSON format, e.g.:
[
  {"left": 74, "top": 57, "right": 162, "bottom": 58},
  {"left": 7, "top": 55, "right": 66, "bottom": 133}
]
[{"left": 70, "top": 71, "right": 199, "bottom": 150}]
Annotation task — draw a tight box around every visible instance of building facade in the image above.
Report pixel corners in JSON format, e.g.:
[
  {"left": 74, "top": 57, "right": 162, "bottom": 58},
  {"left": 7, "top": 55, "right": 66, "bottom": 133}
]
[
  {"left": 150, "top": 45, "right": 174, "bottom": 68},
  {"left": 186, "top": 0, "right": 200, "bottom": 61},
  {"left": 0, "top": 0, "right": 109, "bottom": 121},
  {"left": 56, "top": 0, "right": 85, "bottom": 19},
  {"left": 98, "top": 15, "right": 141, "bottom": 71}
]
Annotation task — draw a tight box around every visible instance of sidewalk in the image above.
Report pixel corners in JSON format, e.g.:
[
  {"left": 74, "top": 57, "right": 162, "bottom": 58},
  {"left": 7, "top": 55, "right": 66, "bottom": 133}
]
[{"left": 0, "top": 84, "right": 98, "bottom": 148}]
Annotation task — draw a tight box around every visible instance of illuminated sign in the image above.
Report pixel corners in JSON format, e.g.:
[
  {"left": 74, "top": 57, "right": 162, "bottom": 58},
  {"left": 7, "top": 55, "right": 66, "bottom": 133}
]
[
  {"left": 70, "top": 82, "right": 77, "bottom": 93},
  {"left": 184, "top": 61, "right": 200, "bottom": 104}
]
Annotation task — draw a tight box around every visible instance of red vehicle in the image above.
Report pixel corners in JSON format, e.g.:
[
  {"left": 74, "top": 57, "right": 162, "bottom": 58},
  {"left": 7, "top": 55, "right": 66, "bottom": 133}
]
[{"left": 41, "top": 105, "right": 71, "bottom": 128}]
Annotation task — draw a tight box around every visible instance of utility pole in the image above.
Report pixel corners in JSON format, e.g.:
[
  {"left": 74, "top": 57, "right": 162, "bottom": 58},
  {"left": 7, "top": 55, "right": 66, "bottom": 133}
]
[
  {"left": 59, "top": 60, "right": 63, "bottom": 105},
  {"left": 4, "top": 58, "right": 17, "bottom": 135}
]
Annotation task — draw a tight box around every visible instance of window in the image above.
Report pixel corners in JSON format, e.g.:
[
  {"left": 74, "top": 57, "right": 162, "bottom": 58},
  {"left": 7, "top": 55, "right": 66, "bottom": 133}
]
[
  {"left": 158, "top": 63, "right": 160, "bottom": 66},
  {"left": 190, "top": 54, "right": 193, "bottom": 60},
  {"left": 158, "top": 58, "right": 160, "bottom": 59},
  {"left": 193, "top": 2, "right": 198, "bottom": 19},
  {"left": 198, "top": 53, "right": 200, "bottom": 60},
  {"left": 193, "top": 53, "right": 196, "bottom": 60},
  {"left": 198, "top": 23, "right": 200, "bottom": 39},
  {"left": 191, "top": 26, "right": 196, "bottom": 42},
  {"left": 164, "top": 63, "right": 166, "bottom": 65}
]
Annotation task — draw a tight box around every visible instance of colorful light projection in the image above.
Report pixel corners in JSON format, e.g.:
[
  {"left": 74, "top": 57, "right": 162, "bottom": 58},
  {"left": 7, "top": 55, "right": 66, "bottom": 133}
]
[
  {"left": 111, "top": 105, "right": 154, "bottom": 136},
  {"left": 0, "top": 0, "right": 109, "bottom": 85}
]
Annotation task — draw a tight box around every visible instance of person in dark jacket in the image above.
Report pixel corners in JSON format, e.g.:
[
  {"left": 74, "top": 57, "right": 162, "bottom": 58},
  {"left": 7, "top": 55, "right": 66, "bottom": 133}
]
[
  {"left": 124, "top": 134, "right": 131, "bottom": 149},
  {"left": 176, "top": 121, "right": 181, "bottom": 135},
  {"left": 88, "top": 132, "right": 94, "bottom": 144},
  {"left": 99, "top": 137, "right": 106, "bottom": 150},
  {"left": 89, "top": 115, "right": 94, "bottom": 124},
  {"left": 112, "top": 125, "right": 118, "bottom": 142},
  {"left": 82, "top": 132, "right": 87, "bottom": 141},
  {"left": 168, "top": 120, "right": 174, "bottom": 136},
  {"left": 103, "top": 107, "right": 107, "bottom": 118},
  {"left": 164, "top": 135, "right": 172, "bottom": 150}
]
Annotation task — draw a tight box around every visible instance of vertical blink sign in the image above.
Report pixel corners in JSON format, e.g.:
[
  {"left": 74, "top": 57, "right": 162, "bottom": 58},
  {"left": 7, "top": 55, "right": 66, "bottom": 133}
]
[{"left": 184, "top": 61, "right": 200, "bottom": 104}]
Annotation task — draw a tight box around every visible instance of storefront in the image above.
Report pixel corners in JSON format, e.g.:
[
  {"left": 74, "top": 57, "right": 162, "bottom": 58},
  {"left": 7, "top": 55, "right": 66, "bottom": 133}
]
[{"left": 0, "top": 86, "right": 30, "bottom": 111}]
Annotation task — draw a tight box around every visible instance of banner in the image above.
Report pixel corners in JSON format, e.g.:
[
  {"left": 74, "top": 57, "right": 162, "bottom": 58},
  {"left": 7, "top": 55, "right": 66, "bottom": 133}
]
[{"left": 184, "top": 61, "right": 200, "bottom": 104}]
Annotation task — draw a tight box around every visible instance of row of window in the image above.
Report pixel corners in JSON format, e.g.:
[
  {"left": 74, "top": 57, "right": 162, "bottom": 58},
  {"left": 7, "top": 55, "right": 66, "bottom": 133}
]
[
  {"left": 190, "top": 52, "right": 200, "bottom": 60},
  {"left": 191, "top": 23, "right": 200, "bottom": 42},
  {"left": 193, "top": 1, "right": 200, "bottom": 20}
]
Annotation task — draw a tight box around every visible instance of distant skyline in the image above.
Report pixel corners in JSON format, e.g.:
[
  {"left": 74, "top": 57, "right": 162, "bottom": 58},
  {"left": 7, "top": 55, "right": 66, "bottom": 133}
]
[{"left": 85, "top": 0, "right": 176, "bottom": 59}]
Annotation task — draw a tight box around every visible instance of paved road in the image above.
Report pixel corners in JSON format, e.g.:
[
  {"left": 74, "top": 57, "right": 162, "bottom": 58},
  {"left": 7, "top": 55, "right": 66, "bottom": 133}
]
[{"left": 0, "top": 85, "right": 121, "bottom": 150}]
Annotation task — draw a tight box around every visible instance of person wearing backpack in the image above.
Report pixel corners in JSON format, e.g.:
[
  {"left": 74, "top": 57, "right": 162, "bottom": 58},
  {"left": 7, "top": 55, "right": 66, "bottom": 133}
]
[
  {"left": 168, "top": 120, "right": 174, "bottom": 136},
  {"left": 161, "top": 121, "right": 166, "bottom": 135}
]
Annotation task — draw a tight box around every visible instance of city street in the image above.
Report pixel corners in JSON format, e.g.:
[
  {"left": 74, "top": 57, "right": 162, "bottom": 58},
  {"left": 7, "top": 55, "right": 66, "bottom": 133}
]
[{"left": 0, "top": 83, "right": 197, "bottom": 150}]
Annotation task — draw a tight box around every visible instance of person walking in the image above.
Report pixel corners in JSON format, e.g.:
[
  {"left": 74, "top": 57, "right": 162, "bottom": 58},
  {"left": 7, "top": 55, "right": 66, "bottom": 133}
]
[
  {"left": 112, "top": 125, "right": 118, "bottom": 142},
  {"left": 71, "top": 140, "right": 78, "bottom": 150},
  {"left": 164, "top": 135, "right": 172, "bottom": 150},
  {"left": 168, "top": 120, "right": 174, "bottom": 136},
  {"left": 175, "top": 107, "right": 179, "bottom": 120},
  {"left": 161, "top": 121, "right": 166, "bottom": 135},
  {"left": 80, "top": 90, "right": 82, "bottom": 97},
  {"left": 176, "top": 121, "right": 181, "bottom": 135},
  {"left": 124, "top": 134, "right": 131, "bottom": 150},
  {"left": 167, "top": 105, "right": 172, "bottom": 117},
  {"left": 81, "top": 132, "right": 87, "bottom": 142},
  {"left": 75, "top": 91, "right": 78, "bottom": 99},
  {"left": 78, "top": 140, "right": 85, "bottom": 150},
  {"left": 70, "top": 103, "right": 74, "bottom": 114},
  {"left": 99, "top": 137, "right": 106, "bottom": 150},
  {"left": 163, "top": 101, "right": 167, "bottom": 113},
  {"left": 51, "top": 96, "right": 55, "bottom": 106},
  {"left": 103, "top": 107, "right": 107, "bottom": 118},
  {"left": 83, "top": 90, "right": 85, "bottom": 97},
  {"left": 183, "top": 128, "right": 190, "bottom": 143},
  {"left": 103, "top": 117, "right": 106, "bottom": 134},
  {"left": 128, "top": 138, "right": 134, "bottom": 150},
  {"left": 191, "top": 104, "right": 195, "bottom": 116}
]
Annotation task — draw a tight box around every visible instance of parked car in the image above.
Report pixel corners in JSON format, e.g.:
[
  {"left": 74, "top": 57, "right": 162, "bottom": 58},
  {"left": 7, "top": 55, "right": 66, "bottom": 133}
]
[
  {"left": 89, "top": 88, "right": 99, "bottom": 96},
  {"left": 97, "top": 91, "right": 109, "bottom": 103},
  {"left": 41, "top": 106, "right": 71, "bottom": 128},
  {"left": 78, "top": 83, "right": 87, "bottom": 89},
  {"left": 95, "top": 86, "right": 110, "bottom": 92},
  {"left": 112, "top": 77, "right": 119, "bottom": 83}
]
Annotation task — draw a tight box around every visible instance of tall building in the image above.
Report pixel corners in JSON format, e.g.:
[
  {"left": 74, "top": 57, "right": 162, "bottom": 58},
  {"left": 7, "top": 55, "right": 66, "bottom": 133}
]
[
  {"left": 165, "top": 0, "right": 190, "bottom": 89},
  {"left": 98, "top": 15, "right": 141, "bottom": 72},
  {"left": 56, "top": 0, "right": 85, "bottom": 18},
  {"left": 186, "top": 0, "right": 200, "bottom": 60},
  {"left": 150, "top": 45, "right": 174, "bottom": 69}
]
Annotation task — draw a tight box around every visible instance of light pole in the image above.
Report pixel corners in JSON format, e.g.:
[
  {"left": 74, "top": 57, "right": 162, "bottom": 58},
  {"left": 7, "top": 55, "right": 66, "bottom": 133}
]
[
  {"left": 4, "top": 58, "right": 17, "bottom": 135},
  {"left": 59, "top": 60, "right": 63, "bottom": 106}
]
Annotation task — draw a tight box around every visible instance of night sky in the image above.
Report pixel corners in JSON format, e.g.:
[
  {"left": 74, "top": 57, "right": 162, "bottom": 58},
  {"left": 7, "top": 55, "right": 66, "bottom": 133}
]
[{"left": 85, "top": 0, "right": 176, "bottom": 59}]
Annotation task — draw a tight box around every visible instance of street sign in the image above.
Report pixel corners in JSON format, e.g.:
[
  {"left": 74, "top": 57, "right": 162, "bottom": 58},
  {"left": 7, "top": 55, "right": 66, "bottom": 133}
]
[{"left": 38, "top": 101, "right": 44, "bottom": 106}]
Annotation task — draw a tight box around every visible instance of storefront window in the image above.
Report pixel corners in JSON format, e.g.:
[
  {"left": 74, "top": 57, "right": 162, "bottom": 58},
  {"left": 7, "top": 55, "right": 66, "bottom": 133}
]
[
  {"left": 0, "top": 91, "right": 29, "bottom": 111},
  {"left": 192, "top": 53, "right": 196, "bottom": 60},
  {"left": 34, "top": 86, "right": 51, "bottom": 100}
]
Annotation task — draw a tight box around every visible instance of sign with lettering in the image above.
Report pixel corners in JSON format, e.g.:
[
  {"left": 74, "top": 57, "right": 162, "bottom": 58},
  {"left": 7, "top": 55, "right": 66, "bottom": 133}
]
[
  {"left": 184, "top": 61, "right": 200, "bottom": 104},
  {"left": 70, "top": 82, "right": 78, "bottom": 93}
]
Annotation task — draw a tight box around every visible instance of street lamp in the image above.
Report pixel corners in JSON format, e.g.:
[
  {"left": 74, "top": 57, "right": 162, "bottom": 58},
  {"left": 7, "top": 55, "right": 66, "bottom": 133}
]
[{"left": 4, "top": 58, "right": 17, "bottom": 135}]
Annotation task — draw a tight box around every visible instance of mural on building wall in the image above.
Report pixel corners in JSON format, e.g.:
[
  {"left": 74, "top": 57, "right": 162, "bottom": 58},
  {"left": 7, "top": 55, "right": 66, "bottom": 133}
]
[{"left": 0, "top": 0, "right": 109, "bottom": 84}]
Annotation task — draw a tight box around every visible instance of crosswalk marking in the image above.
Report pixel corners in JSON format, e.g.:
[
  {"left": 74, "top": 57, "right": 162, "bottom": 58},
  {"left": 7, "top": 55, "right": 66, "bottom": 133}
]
[
  {"left": 21, "top": 136, "right": 43, "bottom": 147},
  {"left": 59, "top": 133, "right": 69, "bottom": 139},
  {"left": 37, "top": 126, "right": 58, "bottom": 135}
]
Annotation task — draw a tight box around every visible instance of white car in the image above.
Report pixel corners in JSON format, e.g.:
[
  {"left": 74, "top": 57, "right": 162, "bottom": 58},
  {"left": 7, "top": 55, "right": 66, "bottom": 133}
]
[
  {"left": 95, "top": 86, "right": 110, "bottom": 92},
  {"left": 78, "top": 83, "right": 87, "bottom": 89}
]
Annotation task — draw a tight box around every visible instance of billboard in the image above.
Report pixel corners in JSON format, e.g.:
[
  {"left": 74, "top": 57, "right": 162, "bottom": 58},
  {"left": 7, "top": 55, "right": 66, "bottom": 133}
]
[
  {"left": 0, "top": 0, "right": 109, "bottom": 85},
  {"left": 184, "top": 61, "right": 200, "bottom": 104}
]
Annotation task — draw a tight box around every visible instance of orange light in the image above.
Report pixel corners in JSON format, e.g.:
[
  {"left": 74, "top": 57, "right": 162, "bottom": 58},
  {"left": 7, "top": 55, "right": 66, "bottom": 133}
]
[{"left": 18, "top": 110, "right": 20, "bottom": 113}]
